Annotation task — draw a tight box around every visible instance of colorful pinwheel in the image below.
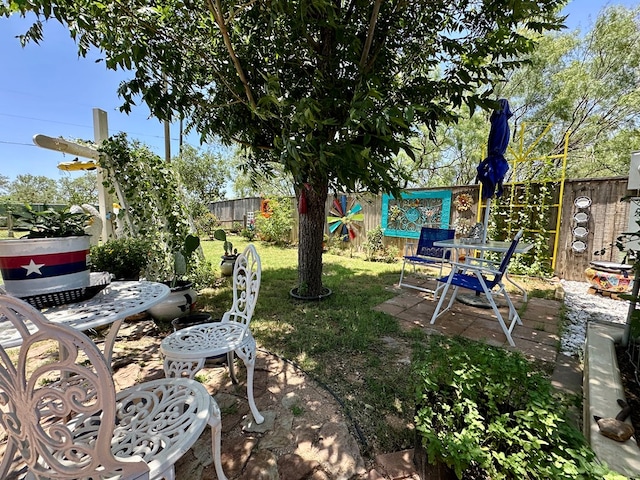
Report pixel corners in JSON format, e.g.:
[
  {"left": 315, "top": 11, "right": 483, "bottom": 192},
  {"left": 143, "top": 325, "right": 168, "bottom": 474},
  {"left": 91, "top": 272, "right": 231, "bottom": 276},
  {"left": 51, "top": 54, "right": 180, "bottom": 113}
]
[{"left": 327, "top": 196, "right": 364, "bottom": 241}]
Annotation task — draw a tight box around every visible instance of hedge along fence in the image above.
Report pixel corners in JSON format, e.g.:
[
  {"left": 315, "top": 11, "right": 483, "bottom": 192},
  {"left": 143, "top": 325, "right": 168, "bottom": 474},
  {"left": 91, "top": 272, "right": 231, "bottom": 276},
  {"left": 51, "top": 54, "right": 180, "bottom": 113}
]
[{"left": 209, "top": 176, "right": 635, "bottom": 281}]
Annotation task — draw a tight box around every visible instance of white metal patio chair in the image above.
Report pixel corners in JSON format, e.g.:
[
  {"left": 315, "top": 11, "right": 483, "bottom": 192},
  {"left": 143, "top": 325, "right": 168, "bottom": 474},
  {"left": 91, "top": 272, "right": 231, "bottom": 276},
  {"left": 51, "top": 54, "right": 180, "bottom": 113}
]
[
  {"left": 160, "top": 244, "right": 264, "bottom": 424},
  {"left": 398, "top": 227, "right": 456, "bottom": 297},
  {"left": 430, "top": 230, "right": 524, "bottom": 346},
  {"left": 0, "top": 294, "right": 227, "bottom": 480}
]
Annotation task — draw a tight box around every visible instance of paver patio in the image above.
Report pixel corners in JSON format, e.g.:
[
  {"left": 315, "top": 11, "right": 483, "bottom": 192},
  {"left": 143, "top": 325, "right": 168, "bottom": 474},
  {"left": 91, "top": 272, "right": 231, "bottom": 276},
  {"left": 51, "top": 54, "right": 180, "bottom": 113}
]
[{"left": 375, "top": 275, "right": 562, "bottom": 364}]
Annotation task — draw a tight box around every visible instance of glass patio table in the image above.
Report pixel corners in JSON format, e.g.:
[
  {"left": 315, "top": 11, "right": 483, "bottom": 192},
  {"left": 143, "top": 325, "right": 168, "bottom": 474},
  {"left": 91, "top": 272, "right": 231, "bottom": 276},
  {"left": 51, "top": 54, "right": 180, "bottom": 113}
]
[{"left": 0, "top": 280, "right": 170, "bottom": 366}]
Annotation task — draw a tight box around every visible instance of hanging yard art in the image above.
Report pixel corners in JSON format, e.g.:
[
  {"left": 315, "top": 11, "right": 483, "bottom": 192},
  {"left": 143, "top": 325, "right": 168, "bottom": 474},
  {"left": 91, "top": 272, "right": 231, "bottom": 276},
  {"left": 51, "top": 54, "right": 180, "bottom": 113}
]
[
  {"left": 327, "top": 196, "right": 364, "bottom": 241},
  {"left": 382, "top": 190, "right": 452, "bottom": 238}
]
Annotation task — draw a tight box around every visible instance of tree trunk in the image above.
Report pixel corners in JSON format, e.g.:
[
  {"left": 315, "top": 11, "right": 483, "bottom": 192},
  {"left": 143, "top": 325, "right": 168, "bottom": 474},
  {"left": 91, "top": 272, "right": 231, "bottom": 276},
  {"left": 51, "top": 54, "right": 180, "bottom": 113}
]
[{"left": 297, "top": 180, "right": 328, "bottom": 297}]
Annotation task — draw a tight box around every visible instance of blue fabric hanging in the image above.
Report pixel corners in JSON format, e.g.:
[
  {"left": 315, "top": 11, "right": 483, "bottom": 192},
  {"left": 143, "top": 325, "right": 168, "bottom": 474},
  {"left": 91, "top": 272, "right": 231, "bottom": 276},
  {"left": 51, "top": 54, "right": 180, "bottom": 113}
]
[{"left": 477, "top": 99, "right": 513, "bottom": 199}]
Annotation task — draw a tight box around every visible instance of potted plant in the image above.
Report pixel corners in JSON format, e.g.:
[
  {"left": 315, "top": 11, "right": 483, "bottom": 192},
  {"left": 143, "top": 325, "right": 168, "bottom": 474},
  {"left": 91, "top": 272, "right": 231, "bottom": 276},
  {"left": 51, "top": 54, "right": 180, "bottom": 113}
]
[
  {"left": 90, "top": 236, "right": 151, "bottom": 280},
  {"left": 0, "top": 205, "right": 92, "bottom": 297},
  {"left": 147, "top": 233, "right": 201, "bottom": 322},
  {"left": 213, "top": 229, "right": 238, "bottom": 276}
]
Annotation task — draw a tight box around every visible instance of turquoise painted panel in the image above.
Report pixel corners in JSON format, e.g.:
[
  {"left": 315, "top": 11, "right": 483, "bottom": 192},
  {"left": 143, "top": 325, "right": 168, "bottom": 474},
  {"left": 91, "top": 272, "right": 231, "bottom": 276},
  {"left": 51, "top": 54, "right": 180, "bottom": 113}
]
[{"left": 382, "top": 190, "right": 452, "bottom": 238}]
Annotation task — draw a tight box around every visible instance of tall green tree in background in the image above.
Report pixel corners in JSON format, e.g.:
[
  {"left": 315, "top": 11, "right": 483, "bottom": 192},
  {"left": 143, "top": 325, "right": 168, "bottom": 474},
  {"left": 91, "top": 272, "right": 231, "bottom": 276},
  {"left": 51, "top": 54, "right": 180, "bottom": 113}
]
[
  {"left": 2, "top": 0, "right": 564, "bottom": 296},
  {"left": 498, "top": 5, "right": 640, "bottom": 178},
  {"left": 173, "top": 144, "right": 230, "bottom": 217},
  {"left": 231, "top": 149, "right": 294, "bottom": 199},
  {"left": 405, "top": 108, "right": 489, "bottom": 188},
  {"left": 7, "top": 174, "right": 59, "bottom": 204},
  {"left": 58, "top": 172, "right": 98, "bottom": 205},
  {"left": 404, "top": 5, "right": 640, "bottom": 188}
]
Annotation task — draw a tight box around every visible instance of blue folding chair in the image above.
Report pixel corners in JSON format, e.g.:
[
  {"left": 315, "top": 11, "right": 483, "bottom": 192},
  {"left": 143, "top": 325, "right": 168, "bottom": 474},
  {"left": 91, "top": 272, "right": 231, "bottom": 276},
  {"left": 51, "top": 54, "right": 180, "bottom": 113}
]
[
  {"left": 430, "top": 230, "right": 524, "bottom": 346},
  {"left": 398, "top": 227, "right": 456, "bottom": 297}
]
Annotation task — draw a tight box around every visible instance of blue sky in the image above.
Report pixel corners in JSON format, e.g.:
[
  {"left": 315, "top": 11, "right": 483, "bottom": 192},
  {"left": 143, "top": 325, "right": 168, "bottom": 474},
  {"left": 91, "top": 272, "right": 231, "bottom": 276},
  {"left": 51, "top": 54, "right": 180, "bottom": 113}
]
[{"left": 0, "top": 1, "right": 636, "bottom": 184}]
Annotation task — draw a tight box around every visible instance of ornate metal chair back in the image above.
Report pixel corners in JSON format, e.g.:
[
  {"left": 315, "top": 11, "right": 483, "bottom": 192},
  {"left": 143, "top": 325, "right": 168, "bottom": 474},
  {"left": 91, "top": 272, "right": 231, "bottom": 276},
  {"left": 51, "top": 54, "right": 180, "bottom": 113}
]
[
  {"left": 0, "top": 295, "right": 148, "bottom": 479},
  {"left": 225, "top": 244, "right": 261, "bottom": 327}
]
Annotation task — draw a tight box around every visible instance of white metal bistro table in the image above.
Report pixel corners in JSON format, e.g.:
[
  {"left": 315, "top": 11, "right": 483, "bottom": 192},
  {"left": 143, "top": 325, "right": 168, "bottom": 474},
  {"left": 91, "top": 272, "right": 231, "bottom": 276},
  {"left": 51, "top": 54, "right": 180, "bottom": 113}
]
[
  {"left": 0, "top": 280, "right": 170, "bottom": 365},
  {"left": 433, "top": 238, "right": 534, "bottom": 301}
]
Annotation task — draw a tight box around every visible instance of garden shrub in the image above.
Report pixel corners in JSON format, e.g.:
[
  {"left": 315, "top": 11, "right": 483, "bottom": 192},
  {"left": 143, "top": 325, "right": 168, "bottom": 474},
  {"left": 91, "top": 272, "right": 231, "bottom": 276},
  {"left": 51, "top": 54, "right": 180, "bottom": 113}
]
[
  {"left": 90, "top": 237, "right": 151, "bottom": 280},
  {"left": 363, "top": 225, "right": 398, "bottom": 263},
  {"left": 254, "top": 197, "right": 293, "bottom": 245},
  {"left": 185, "top": 258, "right": 218, "bottom": 290},
  {"left": 194, "top": 211, "right": 220, "bottom": 239},
  {"left": 413, "top": 336, "right": 621, "bottom": 479}
]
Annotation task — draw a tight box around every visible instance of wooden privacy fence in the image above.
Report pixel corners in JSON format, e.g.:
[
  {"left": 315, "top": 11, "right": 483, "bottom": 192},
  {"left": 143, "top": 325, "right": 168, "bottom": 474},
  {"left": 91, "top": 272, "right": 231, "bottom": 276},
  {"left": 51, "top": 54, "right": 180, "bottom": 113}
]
[{"left": 210, "top": 176, "right": 636, "bottom": 281}]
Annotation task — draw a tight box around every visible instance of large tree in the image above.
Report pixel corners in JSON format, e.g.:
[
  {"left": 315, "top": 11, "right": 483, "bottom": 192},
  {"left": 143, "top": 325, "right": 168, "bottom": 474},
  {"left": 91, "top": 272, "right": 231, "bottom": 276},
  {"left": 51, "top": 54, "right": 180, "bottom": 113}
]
[
  {"left": 7, "top": 174, "right": 60, "bottom": 205},
  {"left": 497, "top": 5, "right": 640, "bottom": 178},
  {"left": 3, "top": 0, "right": 564, "bottom": 296},
  {"left": 173, "top": 144, "right": 230, "bottom": 205},
  {"left": 58, "top": 172, "right": 98, "bottom": 205}
]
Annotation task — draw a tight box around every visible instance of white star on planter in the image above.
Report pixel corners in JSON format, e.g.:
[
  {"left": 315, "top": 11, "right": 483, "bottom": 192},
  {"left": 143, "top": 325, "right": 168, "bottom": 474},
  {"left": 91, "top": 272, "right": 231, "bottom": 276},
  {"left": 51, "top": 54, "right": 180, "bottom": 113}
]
[{"left": 22, "top": 259, "right": 45, "bottom": 276}]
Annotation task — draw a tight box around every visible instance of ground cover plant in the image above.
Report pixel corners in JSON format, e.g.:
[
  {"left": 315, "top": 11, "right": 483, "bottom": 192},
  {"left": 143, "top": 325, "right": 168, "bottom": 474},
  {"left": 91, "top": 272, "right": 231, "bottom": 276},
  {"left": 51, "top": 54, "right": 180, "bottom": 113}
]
[{"left": 413, "top": 336, "right": 623, "bottom": 479}]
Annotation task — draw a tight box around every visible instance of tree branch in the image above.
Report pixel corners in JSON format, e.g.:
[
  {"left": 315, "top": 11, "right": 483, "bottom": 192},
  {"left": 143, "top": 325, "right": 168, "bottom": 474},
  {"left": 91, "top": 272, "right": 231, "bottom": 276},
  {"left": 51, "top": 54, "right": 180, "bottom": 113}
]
[
  {"left": 359, "top": 0, "right": 382, "bottom": 70},
  {"left": 206, "top": 0, "right": 257, "bottom": 110}
]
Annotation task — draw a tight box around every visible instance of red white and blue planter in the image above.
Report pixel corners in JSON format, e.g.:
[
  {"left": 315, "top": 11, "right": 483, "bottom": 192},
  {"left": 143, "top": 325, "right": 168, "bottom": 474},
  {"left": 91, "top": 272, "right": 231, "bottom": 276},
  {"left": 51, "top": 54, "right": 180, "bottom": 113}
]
[{"left": 0, "top": 236, "right": 91, "bottom": 297}]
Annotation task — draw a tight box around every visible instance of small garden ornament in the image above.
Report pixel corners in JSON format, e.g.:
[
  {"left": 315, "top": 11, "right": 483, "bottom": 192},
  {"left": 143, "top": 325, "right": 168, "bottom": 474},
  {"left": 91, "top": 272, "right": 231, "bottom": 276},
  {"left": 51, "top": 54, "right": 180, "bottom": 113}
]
[{"left": 213, "top": 229, "right": 238, "bottom": 276}]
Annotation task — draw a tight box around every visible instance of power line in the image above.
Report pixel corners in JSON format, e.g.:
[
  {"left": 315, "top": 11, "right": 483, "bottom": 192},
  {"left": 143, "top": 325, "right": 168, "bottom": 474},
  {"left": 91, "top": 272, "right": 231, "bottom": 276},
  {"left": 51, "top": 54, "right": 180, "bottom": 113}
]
[
  {"left": 0, "top": 140, "right": 38, "bottom": 147},
  {"left": 0, "top": 112, "right": 182, "bottom": 142},
  {"left": 0, "top": 112, "right": 89, "bottom": 129}
]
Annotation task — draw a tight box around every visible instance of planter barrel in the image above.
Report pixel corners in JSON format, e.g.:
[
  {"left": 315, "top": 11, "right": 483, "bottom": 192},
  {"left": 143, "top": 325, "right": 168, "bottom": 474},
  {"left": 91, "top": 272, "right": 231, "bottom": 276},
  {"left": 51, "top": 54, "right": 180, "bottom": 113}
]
[{"left": 0, "top": 236, "right": 91, "bottom": 297}]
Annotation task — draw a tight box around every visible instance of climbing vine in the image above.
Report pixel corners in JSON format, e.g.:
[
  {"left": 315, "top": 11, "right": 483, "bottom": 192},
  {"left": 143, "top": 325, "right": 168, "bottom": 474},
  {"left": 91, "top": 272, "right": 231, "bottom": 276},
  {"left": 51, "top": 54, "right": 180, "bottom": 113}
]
[
  {"left": 488, "top": 181, "right": 556, "bottom": 277},
  {"left": 98, "top": 133, "right": 196, "bottom": 281}
]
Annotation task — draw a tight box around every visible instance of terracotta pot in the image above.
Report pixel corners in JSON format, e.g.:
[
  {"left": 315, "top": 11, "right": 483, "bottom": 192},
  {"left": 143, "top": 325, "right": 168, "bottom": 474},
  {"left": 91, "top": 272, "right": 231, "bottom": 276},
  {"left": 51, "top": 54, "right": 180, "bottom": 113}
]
[{"left": 0, "top": 236, "right": 90, "bottom": 297}]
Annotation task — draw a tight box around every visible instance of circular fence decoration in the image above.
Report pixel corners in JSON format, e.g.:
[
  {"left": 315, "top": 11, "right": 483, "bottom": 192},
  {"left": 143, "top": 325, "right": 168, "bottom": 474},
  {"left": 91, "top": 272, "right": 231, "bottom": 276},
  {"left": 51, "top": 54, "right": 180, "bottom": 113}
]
[
  {"left": 571, "top": 240, "right": 587, "bottom": 253},
  {"left": 573, "top": 226, "right": 588, "bottom": 238},
  {"left": 327, "top": 196, "right": 364, "bottom": 241},
  {"left": 573, "top": 212, "right": 589, "bottom": 223},
  {"left": 574, "top": 196, "right": 592, "bottom": 209}
]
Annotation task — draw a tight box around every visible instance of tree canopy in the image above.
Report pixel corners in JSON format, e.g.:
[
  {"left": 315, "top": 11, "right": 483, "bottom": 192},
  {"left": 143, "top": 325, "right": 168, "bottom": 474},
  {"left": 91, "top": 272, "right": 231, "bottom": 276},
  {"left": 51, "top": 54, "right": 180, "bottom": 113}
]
[
  {"left": 173, "top": 144, "right": 230, "bottom": 204},
  {"left": 2, "top": 0, "right": 564, "bottom": 295},
  {"left": 6, "top": 174, "right": 60, "bottom": 204},
  {"left": 399, "top": 5, "right": 640, "bottom": 188},
  {"left": 498, "top": 5, "right": 640, "bottom": 178}
]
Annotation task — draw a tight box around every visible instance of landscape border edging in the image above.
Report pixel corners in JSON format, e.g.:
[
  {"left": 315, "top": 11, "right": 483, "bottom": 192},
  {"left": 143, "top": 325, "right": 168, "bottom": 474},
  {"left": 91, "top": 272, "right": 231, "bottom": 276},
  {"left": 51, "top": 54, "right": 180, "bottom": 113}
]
[{"left": 585, "top": 322, "right": 640, "bottom": 477}]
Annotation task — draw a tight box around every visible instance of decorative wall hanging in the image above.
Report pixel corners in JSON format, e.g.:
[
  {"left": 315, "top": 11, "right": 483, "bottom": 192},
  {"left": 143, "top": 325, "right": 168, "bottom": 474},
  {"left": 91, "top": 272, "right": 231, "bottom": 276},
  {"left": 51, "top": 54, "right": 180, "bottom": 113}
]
[
  {"left": 381, "top": 190, "right": 452, "bottom": 239},
  {"left": 574, "top": 196, "right": 592, "bottom": 209},
  {"left": 573, "top": 226, "right": 588, "bottom": 238},
  {"left": 573, "top": 212, "right": 588, "bottom": 223},
  {"left": 327, "top": 196, "right": 364, "bottom": 241},
  {"left": 570, "top": 194, "right": 591, "bottom": 254},
  {"left": 453, "top": 192, "right": 474, "bottom": 212},
  {"left": 571, "top": 240, "right": 586, "bottom": 253},
  {"left": 260, "top": 199, "right": 272, "bottom": 217}
]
